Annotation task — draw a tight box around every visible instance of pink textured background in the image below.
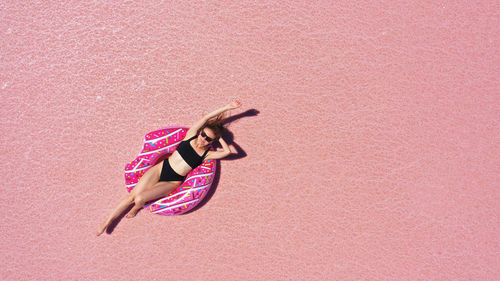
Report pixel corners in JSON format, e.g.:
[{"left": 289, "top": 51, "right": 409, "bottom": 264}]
[{"left": 1, "top": 1, "right": 498, "bottom": 280}]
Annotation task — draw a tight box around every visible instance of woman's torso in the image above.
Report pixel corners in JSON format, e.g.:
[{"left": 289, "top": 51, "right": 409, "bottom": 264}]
[{"left": 168, "top": 137, "right": 209, "bottom": 176}]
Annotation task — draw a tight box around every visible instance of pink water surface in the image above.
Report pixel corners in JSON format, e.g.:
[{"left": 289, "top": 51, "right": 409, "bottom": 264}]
[{"left": 1, "top": 1, "right": 499, "bottom": 280}]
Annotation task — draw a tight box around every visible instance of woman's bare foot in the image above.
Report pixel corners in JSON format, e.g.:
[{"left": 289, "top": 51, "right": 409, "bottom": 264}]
[
  {"left": 96, "top": 221, "right": 109, "bottom": 236},
  {"left": 125, "top": 206, "right": 140, "bottom": 218}
]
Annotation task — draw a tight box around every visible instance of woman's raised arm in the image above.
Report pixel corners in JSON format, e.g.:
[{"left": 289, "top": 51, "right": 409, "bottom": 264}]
[{"left": 185, "top": 100, "right": 241, "bottom": 137}]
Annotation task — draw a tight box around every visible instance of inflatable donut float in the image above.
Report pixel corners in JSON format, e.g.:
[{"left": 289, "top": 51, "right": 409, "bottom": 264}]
[{"left": 124, "top": 127, "right": 216, "bottom": 215}]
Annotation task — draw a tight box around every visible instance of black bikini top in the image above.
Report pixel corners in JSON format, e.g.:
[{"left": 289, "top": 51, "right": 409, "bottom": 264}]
[{"left": 176, "top": 135, "right": 210, "bottom": 169}]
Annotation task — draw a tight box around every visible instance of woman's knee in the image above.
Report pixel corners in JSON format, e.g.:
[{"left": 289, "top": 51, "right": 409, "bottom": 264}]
[{"left": 134, "top": 194, "right": 146, "bottom": 206}]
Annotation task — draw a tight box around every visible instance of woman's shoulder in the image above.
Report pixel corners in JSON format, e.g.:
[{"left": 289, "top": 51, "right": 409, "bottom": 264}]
[{"left": 182, "top": 134, "right": 197, "bottom": 142}]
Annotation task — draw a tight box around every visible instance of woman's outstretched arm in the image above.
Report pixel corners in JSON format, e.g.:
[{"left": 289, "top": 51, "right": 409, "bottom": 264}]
[{"left": 186, "top": 100, "right": 241, "bottom": 137}]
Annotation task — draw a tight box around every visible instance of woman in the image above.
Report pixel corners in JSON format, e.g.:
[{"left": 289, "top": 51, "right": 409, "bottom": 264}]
[{"left": 97, "top": 100, "right": 242, "bottom": 236}]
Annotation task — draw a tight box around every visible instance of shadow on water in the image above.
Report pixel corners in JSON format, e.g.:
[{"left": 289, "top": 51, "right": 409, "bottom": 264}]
[{"left": 221, "top": 108, "right": 259, "bottom": 160}]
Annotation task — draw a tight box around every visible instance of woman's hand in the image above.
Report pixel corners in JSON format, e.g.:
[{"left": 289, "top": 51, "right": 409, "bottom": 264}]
[
  {"left": 226, "top": 100, "right": 242, "bottom": 110},
  {"left": 218, "top": 137, "right": 232, "bottom": 154}
]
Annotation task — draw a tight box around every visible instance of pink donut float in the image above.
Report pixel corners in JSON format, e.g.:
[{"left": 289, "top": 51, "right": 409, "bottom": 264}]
[{"left": 124, "top": 126, "right": 217, "bottom": 216}]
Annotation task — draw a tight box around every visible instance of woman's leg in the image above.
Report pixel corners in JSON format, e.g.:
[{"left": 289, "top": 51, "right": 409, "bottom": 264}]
[
  {"left": 96, "top": 163, "right": 162, "bottom": 236},
  {"left": 125, "top": 181, "right": 181, "bottom": 218},
  {"left": 96, "top": 194, "right": 134, "bottom": 236}
]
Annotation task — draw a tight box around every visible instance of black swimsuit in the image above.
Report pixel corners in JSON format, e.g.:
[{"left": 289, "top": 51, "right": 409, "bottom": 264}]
[{"left": 159, "top": 135, "right": 209, "bottom": 182}]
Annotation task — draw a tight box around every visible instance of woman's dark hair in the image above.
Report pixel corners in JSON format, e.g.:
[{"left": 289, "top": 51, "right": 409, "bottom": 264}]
[{"left": 197, "top": 112, "right": 225, "bottom": 142}]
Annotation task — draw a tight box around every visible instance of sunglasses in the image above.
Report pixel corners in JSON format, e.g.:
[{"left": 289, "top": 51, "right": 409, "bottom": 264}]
[{"left": 200, "top": 131, "right": 214, "bottom": 142}]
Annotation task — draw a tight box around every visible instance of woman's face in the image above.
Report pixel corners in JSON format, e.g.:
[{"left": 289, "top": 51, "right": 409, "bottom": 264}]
[{"left": 198, "top": 128, "right": 216, "bottom": 146}]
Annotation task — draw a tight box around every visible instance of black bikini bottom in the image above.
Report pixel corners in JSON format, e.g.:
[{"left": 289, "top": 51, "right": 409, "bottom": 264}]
[{"left": 159, "top": 159, "right": 186, "bottom": 182}]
